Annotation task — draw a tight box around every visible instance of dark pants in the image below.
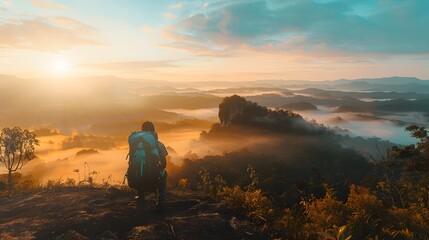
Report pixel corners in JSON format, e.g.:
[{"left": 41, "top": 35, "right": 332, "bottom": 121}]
[
  {"left": 137, "top": 169, "right": 167, "bottom": 202},
  {"left": 159, "top": 170, "right": 167, "bottom": 201}
]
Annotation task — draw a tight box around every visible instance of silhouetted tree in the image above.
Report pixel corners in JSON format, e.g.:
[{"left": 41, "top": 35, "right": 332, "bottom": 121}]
[
  {"left": 391, "top": 125, "right": 429, "bottom": 172},
  {"left": 387, "top": 125, "right": 429, "bottom": 207},
  {"left": 0, "top": 127, "right": 39, "bottom": 188}
]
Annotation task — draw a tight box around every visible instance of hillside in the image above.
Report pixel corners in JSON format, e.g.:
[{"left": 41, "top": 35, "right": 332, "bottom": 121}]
[{"left": 0, "top": 187, "right": 268, "bottom": 240}]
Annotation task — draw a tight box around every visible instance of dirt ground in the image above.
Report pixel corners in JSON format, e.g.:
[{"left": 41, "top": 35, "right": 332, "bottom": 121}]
[{"left": 0, "top": 187, "right": 268, "bottom": 240}]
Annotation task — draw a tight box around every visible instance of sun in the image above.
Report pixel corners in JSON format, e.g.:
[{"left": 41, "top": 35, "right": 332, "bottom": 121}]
[{"left": 51, "top": 59, "right": 72, "bottom": 75}]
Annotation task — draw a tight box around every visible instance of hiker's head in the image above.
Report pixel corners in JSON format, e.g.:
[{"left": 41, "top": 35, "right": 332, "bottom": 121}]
[{"left": 141, "top": 121, "right": 155, "bottom": 132}]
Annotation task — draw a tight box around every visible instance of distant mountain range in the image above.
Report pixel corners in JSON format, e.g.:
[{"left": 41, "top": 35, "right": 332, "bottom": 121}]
[
  {"left": 175, "top": 76, "right": 429, "bottom": 93},
  {"left": 260, "top": 77, "right": 429, "bottom": 93},
  {"left": 2, "top": 74, "right": 429, "bottom": 94},
  {"left": 334, "top": 77, "right": 428, "bottom": 85}
]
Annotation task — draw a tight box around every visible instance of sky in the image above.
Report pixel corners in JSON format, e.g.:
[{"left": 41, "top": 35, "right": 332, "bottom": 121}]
[{"left": 1, "top": 0, "right": 429, "bottom": 81}]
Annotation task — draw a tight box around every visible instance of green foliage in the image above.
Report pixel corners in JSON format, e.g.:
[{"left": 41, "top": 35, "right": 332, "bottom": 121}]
[
  {"left": 46, "top": 179, "right": 63, "bottom": 189},
  {"left": 72, "top": 162, "right": 99, "bottom": 187},
  {"left": 273, "top": 208, "right": 307, "bottom": 240},
  {"left": 65, "top": 178, "right": 77, "bottom": 187},
  {"left": 218, "top": 187, "right": 274, "bottom": 222},
  {"left": 176, "top": 125, "right": 429, "bottom": 239},
  {"left": 198, "top": 167, "right": 216, "bottom": 198},
  {"left": 246, "top": 164, "right": 259, "bottom": 192},
  {"left": 14, "top": 174, "right": 41, "bottom": 191},
  {"left": 217, "top": 94, "right": 325, "bottom": 135},
  {"left": 301, "top": 185, "right": 348, "bottom": 236},
  {"left": 198, "top": 165, "right": 274, "bottom": 225},
  {"left": 0, "top": 127, "right": 39, "bottom": 187},
  {"left": 384, "top": 205, "right": 429, "bottom": 239},
  {"left": 345, "top": 185, "right": 383, "bottom": 239},
  {"left": 0, "top": 180, "right": 6, "bottom": 191},
  {"left": 177, "top": 178, "right": 190, "bottom": 191},
  {"left": 198, "top": 167, "right": 227, "bottom": 199},
  {"left": 298, "top": 181, "right": 428, "bottom": 239},
  {"left": 391, "top": 124, "right": 429, "bottom": 172},
  {"left": 217, "top": 186, "right": 246, "bottom": 214},
  {"left": 317, "top": 225, "right": 352, "bottom": 240},
  {"left": 0, "top": 172, "right": 41, "bottom": 192}
]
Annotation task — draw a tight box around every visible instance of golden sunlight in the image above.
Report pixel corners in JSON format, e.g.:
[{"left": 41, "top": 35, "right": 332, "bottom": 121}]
[{"left": 50, "top": 58, "right": 72, "bottom": 75}]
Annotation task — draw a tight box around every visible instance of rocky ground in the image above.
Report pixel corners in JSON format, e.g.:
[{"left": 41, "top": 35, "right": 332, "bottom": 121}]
[{"left": 0, "top": 187, "right": 269, "bottom": 240}]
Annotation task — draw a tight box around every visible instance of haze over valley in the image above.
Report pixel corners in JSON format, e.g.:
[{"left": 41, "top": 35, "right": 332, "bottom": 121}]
[
  {"left": 1, "top": 74, "right": 427, "bottom": 184},
  {"left": 2, "top": 1, "right": 429, "bottom": 239}
]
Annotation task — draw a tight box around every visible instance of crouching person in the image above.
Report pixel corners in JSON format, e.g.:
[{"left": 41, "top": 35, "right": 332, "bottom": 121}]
[{"left": 127, "top": 121, "right": 168, "bottom": 209}]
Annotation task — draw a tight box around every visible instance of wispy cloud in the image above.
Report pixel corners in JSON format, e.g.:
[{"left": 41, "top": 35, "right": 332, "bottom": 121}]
[
  {"left": 169, "top": 3, "right": 183, "bottom": 9},
  {"left": 164, "top": 0, "right": 429, "bottom": 56},
  {"left": 1, "top": 0, "right": 12, "bottom": 7},
  {"left": 0, "top": 17, "right": 102, "bottom": 51},
  {"left": 142, "top": 25, "right": 155, "bottom": 33},
  {"left": 80, "top": 60, "right": 178, "bottom": 70},
  {"left": 31, "top": 0, "right": 67, "bottom": 10},
  {"left": 163, "top": 12, "right": 177, "bottom": 20},
  {"left": 47, "top": 16, "right": 96, "bottom": 33}
]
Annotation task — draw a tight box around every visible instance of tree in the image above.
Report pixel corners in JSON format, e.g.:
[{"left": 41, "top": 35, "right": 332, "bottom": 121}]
[
  {"left": 389, "top": 125, "right": 429, "bottom": 172},
  {"left": 0, "top": 127, "right": 39, "bottom": 188},
  {"left": 378, "top": 125, "right": 429, "bottom": 208}
]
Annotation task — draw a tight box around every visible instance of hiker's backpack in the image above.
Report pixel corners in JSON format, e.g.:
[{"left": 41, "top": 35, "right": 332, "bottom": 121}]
[{"left": 127, "top": 131, "right": 161, "bottom": 192}]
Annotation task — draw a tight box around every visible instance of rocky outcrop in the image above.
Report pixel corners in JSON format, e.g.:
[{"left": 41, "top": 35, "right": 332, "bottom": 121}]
[{"left": 0, "top": 187, "right": 268, "bottom": 239}]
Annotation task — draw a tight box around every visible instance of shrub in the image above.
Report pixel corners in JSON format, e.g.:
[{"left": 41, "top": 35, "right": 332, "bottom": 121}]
[
  {"left": 274, "top": 208, "right": 307, "bottom": 240},
  {"left": 178, "top": 178, "right": 190, "bottom": 191},
  {"left": 384, "top": 205, "right": 429, "bottom": 240},
  {"left": 217, "top": 186, "right": 247, "bottom": 215},
  {"left": 198, "top": 167, "right": 226, "bottom": 199},
  {"left": 0, "top": 181, "right": 6, "bottom": 191},
  {"left": 302, "top": 186, "right": 348, "bottom": 235},
  {"left": 217, "top": 186, "right": 274, "bottom": 223},
  {"left": 65, "top": 178, "right": 76, "bottom": 187},
  {"left": 345, "top": 185, "right": 384, "bottom": 239},
  {"left": 46, "top": 179, "right": 63, "bottom": 189}
]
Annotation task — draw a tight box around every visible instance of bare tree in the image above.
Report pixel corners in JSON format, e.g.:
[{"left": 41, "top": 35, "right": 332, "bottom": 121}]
[{"left": 0, "top": 127, "right": 39, "bottom": 187}]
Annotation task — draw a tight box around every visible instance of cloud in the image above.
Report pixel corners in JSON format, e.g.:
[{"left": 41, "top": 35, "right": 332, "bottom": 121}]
[
  {"left": 31, "top": 0, "right": 67, "bottom": 10},
  {"left": 80, "top": 60, "right": 178, "bottom": 70},
  {"left": 165, "top": 0, "right": 429, "bottom": 55},
  {"left": 47, "top": 16, "right": 96, "bottom": 32},
  {"left": 61, "top": 134, "right": 118, "bottom": 150},
  {"left": 1, "top": 1, "right": 12, "bottom": 7},
  {"left": 202, "top": 2, "right": 209, "bottom": 8},
  {"left": 0, "top": 17, "right": 102, "bottom": 51},
  {"left": 142, "top": 25, "right": 155, "bottom": 33},
  {"left": 159, "top": 39, "right": 233, "bottom": 57},
  {"left": 169, "top": 3, "right": 183, "bottom": 9},
  {"left": 163, "top": 12, "right": 178, "bottom": 20}
]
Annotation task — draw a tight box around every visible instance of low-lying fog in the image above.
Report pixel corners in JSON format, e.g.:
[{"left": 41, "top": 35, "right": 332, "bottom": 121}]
[
  {"left": 293, "top": 106, "right": 418, "bottom": 145},
  {"left": 1, "top": 76, "right": 427, "bottom": 184},
  {"left": 0, "top": 127, "right": 207, "bottom": 184},
  {"left": 164, "top": 108, "right": 218, "bottom": 120}
]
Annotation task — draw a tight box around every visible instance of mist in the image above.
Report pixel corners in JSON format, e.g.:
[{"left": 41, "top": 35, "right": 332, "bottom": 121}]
[
  {"left": 1, "top": 76, "right": 427, "bottom": 185},
  {"left": 293, "top": 107, "right": 418, "bottom": 145}
]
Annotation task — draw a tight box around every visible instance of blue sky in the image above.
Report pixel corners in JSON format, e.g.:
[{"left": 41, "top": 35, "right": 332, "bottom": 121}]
[{"left": 0, "top": 0, "right": 428, "bottom": 81}]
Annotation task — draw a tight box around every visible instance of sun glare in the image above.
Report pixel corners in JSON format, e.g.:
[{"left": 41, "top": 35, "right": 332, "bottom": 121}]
[{"left": 51, "top": 59, "right": 72, "bottom": 75}]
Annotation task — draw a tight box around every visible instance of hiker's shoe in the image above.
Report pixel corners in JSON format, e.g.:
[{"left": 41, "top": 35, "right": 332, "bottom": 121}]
[
  {"left": 155, "top": 201, "right": 165, "bottom": 212},
  {"left": 135, "top": 195, "right": 145, "bottom": 207},
  {"left": 134, "top": 195, "right": 144, "bottom": 201}
]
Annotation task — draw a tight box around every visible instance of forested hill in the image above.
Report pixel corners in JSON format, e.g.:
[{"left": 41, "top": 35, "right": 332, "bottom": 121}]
[{"left": 203, "top": 94, "right": 394, "bottom": 158}]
